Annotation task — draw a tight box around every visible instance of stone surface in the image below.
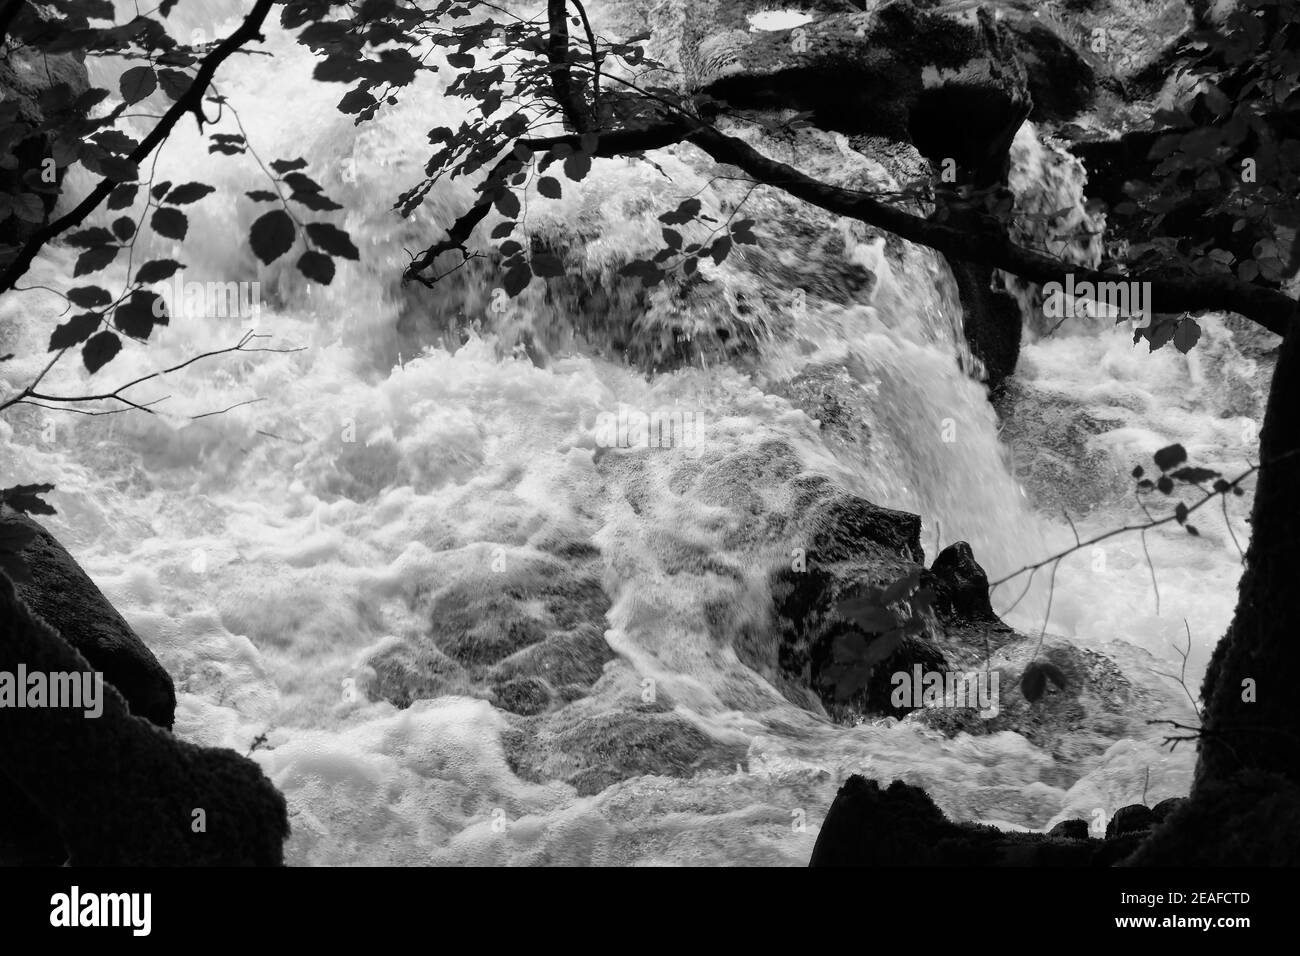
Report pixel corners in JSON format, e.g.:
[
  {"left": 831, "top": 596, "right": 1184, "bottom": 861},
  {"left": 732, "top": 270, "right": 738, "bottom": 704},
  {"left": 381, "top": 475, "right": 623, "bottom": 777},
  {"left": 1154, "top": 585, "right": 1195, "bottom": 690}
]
[
  {"left": 0, "top": 572, "right": 288, "bottom": 865},
  {"left": 2, "top": 512, "right": 176, "bottom": 729}
]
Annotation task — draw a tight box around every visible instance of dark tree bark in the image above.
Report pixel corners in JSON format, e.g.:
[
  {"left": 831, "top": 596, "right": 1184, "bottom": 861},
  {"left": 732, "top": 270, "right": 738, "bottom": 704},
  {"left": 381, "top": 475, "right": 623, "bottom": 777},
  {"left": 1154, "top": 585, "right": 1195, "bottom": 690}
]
[{"left": 1198, "top": 308, "right": 1300, "bottom": 787}]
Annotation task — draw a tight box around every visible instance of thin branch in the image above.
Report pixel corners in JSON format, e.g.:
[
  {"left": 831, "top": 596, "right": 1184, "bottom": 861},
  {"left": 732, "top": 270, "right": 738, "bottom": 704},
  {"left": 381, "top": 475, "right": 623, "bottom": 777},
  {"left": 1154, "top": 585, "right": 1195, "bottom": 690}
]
[{"left": 0, "top": 0, "right": 277, "bottom": 294}]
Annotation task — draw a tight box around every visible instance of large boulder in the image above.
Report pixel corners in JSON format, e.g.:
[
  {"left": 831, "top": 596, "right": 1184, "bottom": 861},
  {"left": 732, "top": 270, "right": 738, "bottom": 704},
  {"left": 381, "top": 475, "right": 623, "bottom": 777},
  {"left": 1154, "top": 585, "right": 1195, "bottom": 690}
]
[
  {"left": 0, "top": 571, "right": 289, "bottom": 865},
  {"left": 2, "top": 512, "right": 176, "bottom": 729},
  {"left": 693, "top": 4, "right": 1031, "bottom": 188}
]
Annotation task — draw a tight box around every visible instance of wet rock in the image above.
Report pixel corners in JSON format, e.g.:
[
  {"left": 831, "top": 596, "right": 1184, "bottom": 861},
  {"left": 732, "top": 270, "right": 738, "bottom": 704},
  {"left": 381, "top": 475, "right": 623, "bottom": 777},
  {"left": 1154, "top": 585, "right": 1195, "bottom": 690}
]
[
  {"left": 992, "top": 377, "right": 1129, "bottom": 514},
  {"left": 0, "top": 12, "right": 91, "bottom": 254},
  {"left": 2, "top": 513, "right": 175, "bottom": 729},
  {"left": 0, "top": 573, "right": 288, "bottom": 865},
  {"left": 768, "top": 481, "right": 934, "bottom": 719},
  {"left": 999, "top": 13, "right": 1098, "bottom": 122},
  {"left": 502, "top": 707, "right": 746, "bottom": 797},
  {"left": 809, "top": 774, "right": 1150, "bottom": 865},
  {"left": 1123, "top": 770, "right": 1300, "bottom": 866},
  {"left": 694, "top": 4, "right": 1030, "bottom": 185},
  {"left": 914, "top": 635, "right": 1162, "bottom": 766},
  {"left": 1106, "top": 802, "right": 1156, "bottom": 837},
  {"left": 365, "top": 547, "right": 614, "bottom": 715},
  {"left": 924, "top": 541, "right": 998, "bottom": 623},
  {"left": 1150, "top": 795, "right": 1186, "bottom": 822},
  {"left": 490, "top": 676, "right": 553, "bottom": 717},
  {"left": 1049, "top": 818, "right": 1090, "bottom": 840}
]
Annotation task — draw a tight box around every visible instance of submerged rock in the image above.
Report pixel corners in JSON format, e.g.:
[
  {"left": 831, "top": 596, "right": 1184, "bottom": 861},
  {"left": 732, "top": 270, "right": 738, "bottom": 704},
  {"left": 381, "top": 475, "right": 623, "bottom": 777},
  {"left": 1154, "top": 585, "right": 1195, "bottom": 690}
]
[
  {"left": 365, "top": 545, "right": 614, "bottom": 715},
  {"left": 0, "top": 573, "right": 288, "bottom": 865},
  {"left": 502, "top": 706, "right": 747, "bottom": 797}
]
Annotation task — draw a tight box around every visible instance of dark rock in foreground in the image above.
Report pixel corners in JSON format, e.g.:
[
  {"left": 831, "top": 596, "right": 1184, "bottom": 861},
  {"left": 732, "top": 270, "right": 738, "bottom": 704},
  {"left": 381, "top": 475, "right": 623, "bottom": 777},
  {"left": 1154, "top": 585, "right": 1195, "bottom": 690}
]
[
  {"left": 2, "top": 513, "right": 176, "bottom": 729},
  {"left": 0, "top": 573, "right": 288, "bottom": 865},
  {"left": 809, "top": 775, "right": 1150, "bottom": 866}
]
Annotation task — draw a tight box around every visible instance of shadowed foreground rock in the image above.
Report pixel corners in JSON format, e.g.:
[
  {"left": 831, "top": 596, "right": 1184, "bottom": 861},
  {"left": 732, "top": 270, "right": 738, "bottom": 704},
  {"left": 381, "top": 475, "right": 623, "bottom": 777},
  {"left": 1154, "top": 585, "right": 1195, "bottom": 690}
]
[
  {"left": 809, "top": 775, "right": 1148, "bottom": 866},
  {"left": 2, "top": 513, "right": 176, "bottom": 729},
  {"left": 0, "top": 572, "right": 289, "bottom": 865}
]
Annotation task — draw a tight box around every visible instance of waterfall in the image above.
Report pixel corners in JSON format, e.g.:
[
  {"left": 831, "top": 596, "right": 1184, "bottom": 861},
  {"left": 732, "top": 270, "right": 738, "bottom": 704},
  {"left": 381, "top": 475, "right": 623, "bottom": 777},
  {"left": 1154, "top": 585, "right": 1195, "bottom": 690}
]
[{"left": 0, "top": 1, "right": 1261, "bottom": 864}]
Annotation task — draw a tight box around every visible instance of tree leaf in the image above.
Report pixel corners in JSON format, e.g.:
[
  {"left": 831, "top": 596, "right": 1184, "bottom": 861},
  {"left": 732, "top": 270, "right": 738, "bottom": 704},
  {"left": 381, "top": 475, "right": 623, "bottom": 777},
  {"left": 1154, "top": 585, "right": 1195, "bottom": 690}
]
[
  {"left": 49, "top": 312, "right": 102, "bottom": 350},
  {"left": 537, "top": 176, "right": 562, "bottom": 199},
  {"left": 530, "top": 252, "right": 564, "bottom": 278},
  {"left": 82, "top": 330, "right": 122, "bottom": 373},
  {"left": 563, "top": 150, "right": 591, "bottom": 182},
  {"left": 114, "top": 290, "right": 167, "bottom": 340},
  {"left": 305, "top": 222, "right": 359, "bottom": 260},
  {"left": 119, "top": 66, "right": 157, "bottom": 104},
  {"left": 135, "top": 259, "right": 183, "bottom": 284},
  {"left": 1153, "top": 443, "right": 1188, "bottom": 471},
  {"left": 165, "top": 182, "right": 216, "bottom": 204},
  {"left": 250, "top": 209, "right": 296, "bottom": 264},
  {"left": 74, "top": 245, "right": 118, "bottom": 276},
  {"left": 297, "top": 250, "right": 335, "bottom": 285},
  {"left": 1170, "top": 466, "right": 1220, "bottom": 484},
  {"left": 66, "top": 286, "right": 112, "bottom": 308},
  {"left": 151, "top": 207, "right": 188, "bottom": 240}
]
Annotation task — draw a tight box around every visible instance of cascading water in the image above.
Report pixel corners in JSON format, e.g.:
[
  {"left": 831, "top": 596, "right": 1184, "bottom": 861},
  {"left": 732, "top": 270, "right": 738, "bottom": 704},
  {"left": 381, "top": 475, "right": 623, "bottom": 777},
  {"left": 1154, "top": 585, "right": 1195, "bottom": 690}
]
[{"left": 0, "top": 2, "right": 1262, "bottom": 863}]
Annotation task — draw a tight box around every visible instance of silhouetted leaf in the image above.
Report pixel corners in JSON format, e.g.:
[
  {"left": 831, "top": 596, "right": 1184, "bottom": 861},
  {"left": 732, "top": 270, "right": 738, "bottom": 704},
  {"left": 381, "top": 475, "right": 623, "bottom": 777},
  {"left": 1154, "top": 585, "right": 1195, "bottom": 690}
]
[
  {"left": 120, "top": 66, "right": 156, "bottom": 104},
  {"left": 305, "top": 222, "right": 359, "bottom": 260},
  {"left": 82, "top": 330, "right": 121, "bottom": 373},
  {"left": 151, "top": 207, "right": 188, "bottom": 240},
  {"left": 1154, "top": 443, "right": 1188, "bottom": 471},
  {"left": 74, "top": 245, "right": 118, "bottom": 276},
  {"left": 297, "top": 250, "right": 335, "bottom": 285},
  {"left": 537, "top": 176, "right": 561, "bottom": 199},
  {"left": 1170, "top": 466, "right": 1220, "bottom": 484},
  {"left": 165, "top": 182, "right": 215, "bottom": 204},
  {"left": 49, "top": 312, "right": 101, "bottom": 350},
  {"left": 114, "top": 290, "right": 167, "bottom": 340},
  {"left": 250, "top": 209, "right": 296, "bottom": 263},
  {"left": 563, "top": 150, "right": 591, "bottom": 182},
  {"left": 66, "top": 286, "right": 111, "bottom": 308},
  {"left": 135, "top": 259, "right": 183, "bottom": 284},
  {"left": 270, "top": 158, "right": 309, "bottom": 174},
  {"left": 531, "top": 252, "right": 564, "bottom": 278},
  {"left": 659, "top": 197, "right": 701, "bottom": 225},
  {"left": 106, "top": 183, "right": 138, "bottom": 210}
]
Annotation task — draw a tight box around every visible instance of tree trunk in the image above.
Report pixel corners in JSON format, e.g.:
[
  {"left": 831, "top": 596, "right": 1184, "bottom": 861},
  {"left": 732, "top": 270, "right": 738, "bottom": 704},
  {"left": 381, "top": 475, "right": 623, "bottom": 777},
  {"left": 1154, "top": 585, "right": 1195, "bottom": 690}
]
[{"left": 1197, "top": 305, "right": 1300, "bottom": 786}]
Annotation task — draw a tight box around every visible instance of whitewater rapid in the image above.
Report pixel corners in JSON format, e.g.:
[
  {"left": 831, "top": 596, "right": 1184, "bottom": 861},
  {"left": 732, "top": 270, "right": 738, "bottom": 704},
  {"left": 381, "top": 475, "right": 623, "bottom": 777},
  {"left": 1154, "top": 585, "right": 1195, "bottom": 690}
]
[{"left": 0, "top": 2, "right": 1264, "bottom": 863}]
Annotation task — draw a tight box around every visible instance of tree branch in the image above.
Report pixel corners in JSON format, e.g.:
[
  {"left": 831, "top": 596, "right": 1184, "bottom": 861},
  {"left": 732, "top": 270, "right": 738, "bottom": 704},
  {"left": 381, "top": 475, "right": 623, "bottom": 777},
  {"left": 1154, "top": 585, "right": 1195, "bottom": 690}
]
[
  {"left": 0, "top": 0, "right": 277, "bottom": 294},
  {"left": 406, "top": 114, "right": 1298, "bottom": 335}
]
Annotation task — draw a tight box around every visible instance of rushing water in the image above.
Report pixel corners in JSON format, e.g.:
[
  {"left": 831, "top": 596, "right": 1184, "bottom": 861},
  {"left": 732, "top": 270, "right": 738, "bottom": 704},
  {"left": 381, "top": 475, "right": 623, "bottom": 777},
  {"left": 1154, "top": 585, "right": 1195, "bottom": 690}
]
[{"left": 0, "top": 3, "right": 1266, "bottom": 863}]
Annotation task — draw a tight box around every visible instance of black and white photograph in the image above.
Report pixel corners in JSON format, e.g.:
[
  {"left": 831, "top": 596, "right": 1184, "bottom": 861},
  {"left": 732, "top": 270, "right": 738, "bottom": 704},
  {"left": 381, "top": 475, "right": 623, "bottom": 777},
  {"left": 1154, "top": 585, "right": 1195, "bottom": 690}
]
[{"left": 0, "top": 0, "right": 1294, "bottom": 928}]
